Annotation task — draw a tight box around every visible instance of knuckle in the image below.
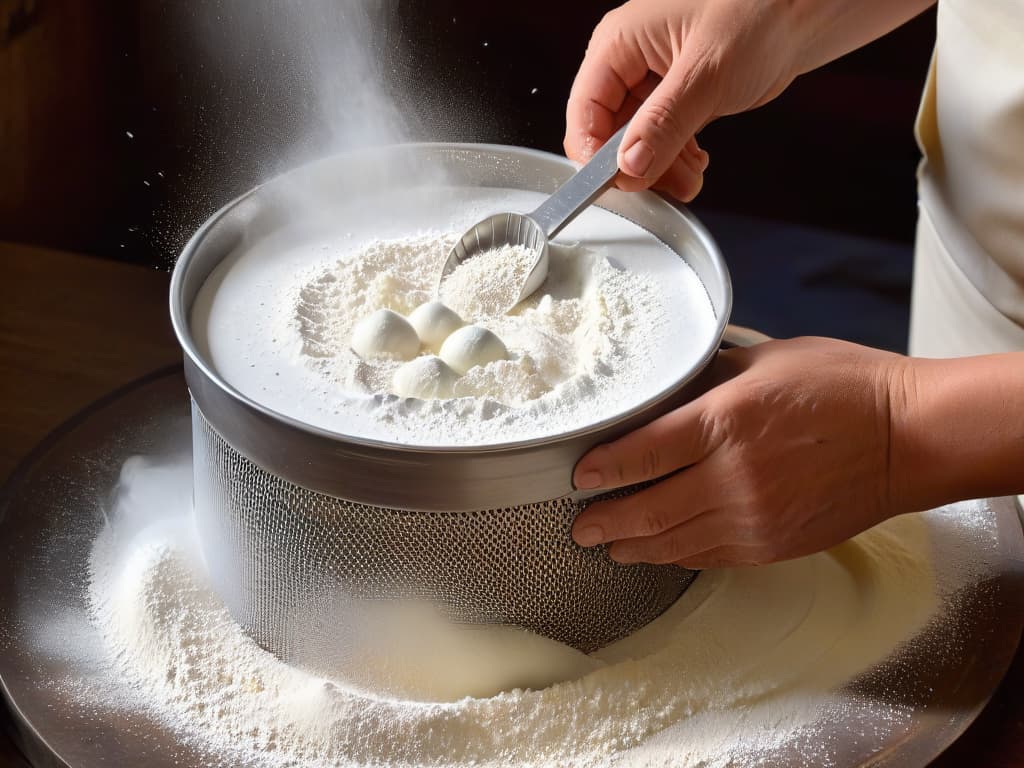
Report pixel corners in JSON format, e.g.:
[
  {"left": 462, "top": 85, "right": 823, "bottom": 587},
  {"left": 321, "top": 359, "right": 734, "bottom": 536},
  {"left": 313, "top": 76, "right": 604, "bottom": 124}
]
[
  {"left": 698, "top": 400, "right": 732, "bottom": 447},
  {"left": 636, "top": 500, "right": 669, "bottom": 537},
  {"left": 597, "top": 8, "right": 620, "bottom": 29},
  {"left": 641, "top": 446, "right": 662, "bottom": 480},
  {"left": 657, "top": 532, "right": 692, "bottom": 564},
  {"left": 643, "top": 98, "right": 685, "bottom": 140},
  {"left": 588, "top": 11, "right": 621, "bottom": 53},
  {"left": 735, "top": 509, "right": 766, "bottom": 543}
]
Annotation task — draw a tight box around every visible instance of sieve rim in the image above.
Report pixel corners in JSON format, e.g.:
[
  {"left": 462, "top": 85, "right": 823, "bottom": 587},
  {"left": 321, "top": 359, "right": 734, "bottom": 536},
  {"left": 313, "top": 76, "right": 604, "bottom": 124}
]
[{"left": 169, "top": 142, "right": 731, "bottom": 456}]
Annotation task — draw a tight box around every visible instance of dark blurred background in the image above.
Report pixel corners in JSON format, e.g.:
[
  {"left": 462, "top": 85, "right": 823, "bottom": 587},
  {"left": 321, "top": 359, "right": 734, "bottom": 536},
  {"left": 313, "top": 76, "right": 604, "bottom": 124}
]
[{"left": 1, "top": 0, "right": 936, "bottom": 349}]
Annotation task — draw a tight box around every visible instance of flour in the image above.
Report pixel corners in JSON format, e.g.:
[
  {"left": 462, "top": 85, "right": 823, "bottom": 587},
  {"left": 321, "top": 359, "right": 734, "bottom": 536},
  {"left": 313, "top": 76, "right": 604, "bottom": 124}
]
[
  {"left": 440, "top": 243, "right": 539, "bottom": 318},
  {"left": 296, "top": 233, "right": 585, "bottom": 404},
  {"left": 192, "top": 187, "right": 718, "bottom": 446},
  {"left": 171, "top": 187, "right": 937, "bottom": 766},
  {"left": 87, "top": 457, "right": 940, "bottom": 768}
]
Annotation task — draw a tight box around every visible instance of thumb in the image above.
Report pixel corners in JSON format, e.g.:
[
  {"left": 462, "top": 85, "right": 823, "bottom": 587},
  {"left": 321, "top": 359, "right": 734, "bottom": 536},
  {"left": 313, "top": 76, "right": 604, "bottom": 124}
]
[{"left": 618, "top": 56, "right": 714, "bottom": 186}]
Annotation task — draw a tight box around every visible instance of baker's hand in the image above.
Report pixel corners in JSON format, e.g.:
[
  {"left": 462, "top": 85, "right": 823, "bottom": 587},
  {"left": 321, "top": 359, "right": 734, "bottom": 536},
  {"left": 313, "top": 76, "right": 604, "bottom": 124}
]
[
  {"left": 564, "top": 0, "right": 801, "bottom": 201},
  {"left": 571, "top": 337, "right": 909, "bottom": 568}
]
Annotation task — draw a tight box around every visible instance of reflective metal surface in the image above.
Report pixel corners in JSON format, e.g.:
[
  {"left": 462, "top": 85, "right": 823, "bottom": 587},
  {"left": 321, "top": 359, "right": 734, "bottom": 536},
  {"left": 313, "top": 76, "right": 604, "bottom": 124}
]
[
  {"left": 175, "top": 142, "right": 731, "bottom": 652},
  {"left": 440, "top": 209, "right": 550, "bottom": 310},
  {"left": 193, "top": 404, "right": 696, "bottom": 654},
  {"left": 439, "top": 123, "right": 628, "bottom": 309},
  {"left": 170, "top": 143, "right": 733, "bottom": 511},
  {"left": 1, "top": 370, "right": 1022, "bottom": 767}
]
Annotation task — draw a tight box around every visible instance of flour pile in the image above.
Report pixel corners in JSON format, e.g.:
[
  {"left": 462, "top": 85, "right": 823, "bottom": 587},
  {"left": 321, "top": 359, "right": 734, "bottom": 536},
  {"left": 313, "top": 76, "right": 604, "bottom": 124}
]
[
  {"left": 440, "top": 243, "right": 539, "bottom": 318},
  {"left": 87, "top": 457, "right": 939, "bottom": 768},
  {"left": 192, "top": 187, "right": 718, "bottom": 446},
  {"left": 295, "top": 234, "right": 605, "bottom": 407}
]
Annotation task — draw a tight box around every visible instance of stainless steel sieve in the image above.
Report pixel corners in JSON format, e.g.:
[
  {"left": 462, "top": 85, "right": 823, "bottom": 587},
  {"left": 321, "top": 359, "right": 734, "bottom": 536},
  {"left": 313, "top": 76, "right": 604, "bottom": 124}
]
[{"left": 171, "top": 143, "right": 732, "bottom": 656}]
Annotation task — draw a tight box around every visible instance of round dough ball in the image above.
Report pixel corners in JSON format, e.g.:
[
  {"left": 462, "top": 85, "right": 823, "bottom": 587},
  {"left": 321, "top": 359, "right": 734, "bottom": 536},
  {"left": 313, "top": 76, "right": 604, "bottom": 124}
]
[
  {"left": 408, "top": 301, "right": 464, "bottom": 351},
  {"left": 351, "top": 309, "right": 420, "bottom": 361},
  {"left": 392, "top": 356, "right": 460, "bottom": 400},
  {"left": 439, "top": 325, "right": 509, "bottom": 375}
]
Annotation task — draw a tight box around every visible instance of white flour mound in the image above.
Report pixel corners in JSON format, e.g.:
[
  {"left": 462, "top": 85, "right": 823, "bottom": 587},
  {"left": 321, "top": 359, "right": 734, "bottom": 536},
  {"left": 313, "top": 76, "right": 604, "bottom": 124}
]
[
  {"left": 294, "top": 234, "right": 656, "bottom": 421},
  {"left": 192, "top": 187, "right": 718, "bottom": 447},
  {"left": 440, "top": 243, "right": 539, "bottom": 318},
  {"left": 297, "top": 234, "right": 610, "bottom": 406},
  {"left": 87, "top": 458, "right": 939, "bottom": 768}
]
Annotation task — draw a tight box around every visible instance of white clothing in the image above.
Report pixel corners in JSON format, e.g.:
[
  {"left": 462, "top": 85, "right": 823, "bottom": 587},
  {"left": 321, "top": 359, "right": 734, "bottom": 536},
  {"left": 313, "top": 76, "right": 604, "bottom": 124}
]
[{"left": 910, "top": 0, "right": 1024, "bottom": 357}]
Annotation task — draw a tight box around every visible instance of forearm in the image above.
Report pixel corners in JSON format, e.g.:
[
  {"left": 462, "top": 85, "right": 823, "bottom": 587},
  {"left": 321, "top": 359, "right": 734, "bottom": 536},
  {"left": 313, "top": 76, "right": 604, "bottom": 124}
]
[
  {"left": 891, "top": 352, "right": 1024, "bottom": 512},
  {"left": 786, "top": 0, "right": 937, "bottom": 75}
]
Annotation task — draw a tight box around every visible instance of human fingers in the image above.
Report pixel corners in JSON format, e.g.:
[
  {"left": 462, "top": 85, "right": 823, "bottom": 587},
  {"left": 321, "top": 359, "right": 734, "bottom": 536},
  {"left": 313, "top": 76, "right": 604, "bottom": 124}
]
[
  {"left": 573, "top": 398, "right": 718, "bottom": 492},
  {"left": 617, "top": 53, "right": 716, "bottom": 187},
  {"left": 564, "top": 16, "right": 650, "bottom": 164},
  {"left": 572, "top": 468, "right": 715, "bottom": 547},
  {"left": 650, "top": 140, "right": 710, "bottom": 202},
  {"left": 576, "top": 451, "right": 780, "bottom": 565},
  {"left": 671, "top": 545, "right": 765, "bottom": 570},
  {"left": 564, "top": 49, "right": 711, "bottom": 202},
  {"left": 606, "top": 505, "right": 745, "bottom": 565}
]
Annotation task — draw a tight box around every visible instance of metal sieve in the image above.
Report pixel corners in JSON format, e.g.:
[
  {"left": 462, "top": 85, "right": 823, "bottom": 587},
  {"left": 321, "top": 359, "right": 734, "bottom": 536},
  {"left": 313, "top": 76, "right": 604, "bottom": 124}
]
[{"left": 171, "top": 143, "right": 733, "bottom": 656}]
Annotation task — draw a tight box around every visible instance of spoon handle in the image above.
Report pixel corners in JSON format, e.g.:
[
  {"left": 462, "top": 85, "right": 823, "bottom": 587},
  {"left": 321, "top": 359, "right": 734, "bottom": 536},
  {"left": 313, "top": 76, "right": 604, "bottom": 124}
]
[{"left": 528, "top": 122, "right": 630, "bottom": 240}]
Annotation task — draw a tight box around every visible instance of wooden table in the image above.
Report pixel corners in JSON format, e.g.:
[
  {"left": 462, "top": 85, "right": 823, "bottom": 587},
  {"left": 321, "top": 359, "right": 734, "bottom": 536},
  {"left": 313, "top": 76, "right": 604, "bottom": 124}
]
[{"left": 0, "top": 242, "right": 1021, "bottom": 766}]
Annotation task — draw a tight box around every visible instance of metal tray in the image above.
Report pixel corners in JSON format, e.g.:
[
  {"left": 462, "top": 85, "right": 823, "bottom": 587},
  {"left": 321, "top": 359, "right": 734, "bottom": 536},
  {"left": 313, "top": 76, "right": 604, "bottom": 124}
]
[{"left": 1, "top": 368, "right": 1022, "bottom": 767}]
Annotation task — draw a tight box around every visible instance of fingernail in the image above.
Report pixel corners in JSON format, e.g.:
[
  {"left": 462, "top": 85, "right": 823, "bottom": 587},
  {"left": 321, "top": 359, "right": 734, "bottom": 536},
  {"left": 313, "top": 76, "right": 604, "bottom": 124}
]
[
  {"left": 621, "top": 141, "right": 654, "bottom": 177},
  {"left": 574, "top": 469, "right": 603, "bottom": 489},
  {"left": 574, "top": 524, "right": 604, "bottom": 547}
]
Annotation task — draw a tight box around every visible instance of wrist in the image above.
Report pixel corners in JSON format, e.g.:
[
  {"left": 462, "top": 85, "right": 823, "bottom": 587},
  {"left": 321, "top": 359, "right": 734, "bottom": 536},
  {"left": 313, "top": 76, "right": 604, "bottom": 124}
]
[
  {"left": 783, "top": 0, "right": 937, "bottom": 76},
  {"left": 885, "top": 355, "right": 930, "bottom": 514},
  {"left": 888, "top": 353, "right": 1024, "bottom": 512},
  {"left": 780, "top": 0, "right": 833, "bottom": 76}
]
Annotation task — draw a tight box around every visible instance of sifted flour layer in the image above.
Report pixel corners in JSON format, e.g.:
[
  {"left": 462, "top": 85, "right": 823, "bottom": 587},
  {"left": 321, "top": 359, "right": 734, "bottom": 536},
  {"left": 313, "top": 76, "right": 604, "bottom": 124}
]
[
  {"left": 293, "top": 234, "right": 615, "bottom": 407},
  {"left": 192, "top": 187, "right": 717, "bottom": 446},
  {"left": 86, "top": 457, "right": 941, "bottom": 768}
]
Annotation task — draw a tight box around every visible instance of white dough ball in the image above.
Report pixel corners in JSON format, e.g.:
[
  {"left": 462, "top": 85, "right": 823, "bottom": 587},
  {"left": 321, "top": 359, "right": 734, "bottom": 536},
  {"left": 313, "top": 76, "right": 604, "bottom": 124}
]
[
  {"left": 392, "top": 356, "right": 460, "bottom": 400},
  {"left": 439, "top": 325, "right": 509, "bottom": 375},
  {"left": 351, "top": 309, "right": 420, "bottom": 361},
  {"left": 408, "top": 301, "right": 464, "bottom": 351}
]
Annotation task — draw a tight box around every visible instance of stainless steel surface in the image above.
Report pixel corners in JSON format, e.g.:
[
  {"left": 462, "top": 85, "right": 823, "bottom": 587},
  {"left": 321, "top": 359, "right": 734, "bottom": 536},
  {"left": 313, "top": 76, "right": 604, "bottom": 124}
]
[
  {"left": 190, "top": 325, "right": 757, "bottom": 656},
  {"left": 172, "top": 142, "right": 730, "bottom": 655},
  {"left": 170, "top": 142, "right": 731, "bottom": 512},
  {"left": 438, "top": 124, "right": 628, "bottom": 310},
  {"left": 1, "top": 369, "right": 1023, "bottom": 767},
  {"left": 720, "top": 325, "right": 773, "bottom": 348},
  {"left": 194, "top": 405, "right": 694, "bottom": 655},
  {"left": 440, "top": 210, "right": 550, "bottom": 310}
]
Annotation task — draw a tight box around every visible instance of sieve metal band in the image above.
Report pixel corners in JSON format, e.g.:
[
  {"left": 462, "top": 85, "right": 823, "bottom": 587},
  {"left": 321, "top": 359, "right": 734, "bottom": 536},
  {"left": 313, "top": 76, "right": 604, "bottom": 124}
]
[
  {"left": 191, "top": 404, "right": 697, "bottom": 654},
  {"left": 184, "top": 355, "right": 718, "bottom": 511},
  {"left": 172, "top": 143, "right": 733, "bottom": 511}
]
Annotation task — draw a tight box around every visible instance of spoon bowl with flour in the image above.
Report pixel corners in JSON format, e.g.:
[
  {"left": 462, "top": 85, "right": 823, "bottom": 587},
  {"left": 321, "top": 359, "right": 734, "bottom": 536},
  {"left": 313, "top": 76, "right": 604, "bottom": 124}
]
[{"left": 438, "top": 123, "right": 629, "bottom": 313}]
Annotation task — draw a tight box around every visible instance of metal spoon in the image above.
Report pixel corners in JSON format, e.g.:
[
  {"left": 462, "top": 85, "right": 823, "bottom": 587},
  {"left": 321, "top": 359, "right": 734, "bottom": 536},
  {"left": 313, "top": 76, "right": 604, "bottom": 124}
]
[{"left": 438, "top": 123, "right": 629, "bottom": 310}]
